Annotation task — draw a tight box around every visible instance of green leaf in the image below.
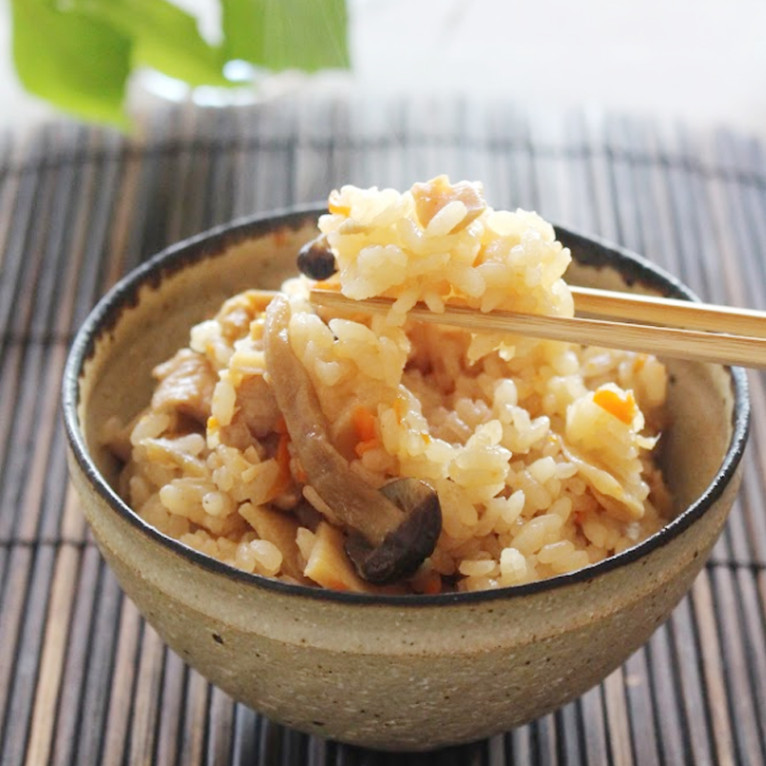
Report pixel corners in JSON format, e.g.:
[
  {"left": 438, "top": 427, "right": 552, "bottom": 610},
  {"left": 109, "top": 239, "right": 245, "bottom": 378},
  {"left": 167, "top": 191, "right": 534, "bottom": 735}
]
[
  {"left": 11, "top": 0, "right": 131, "bottom": 127},
  {"left": 221, "top": 0, "right": 350, "bottom": 73},
  {"left": 70, "top": 0, "right": 229, "bottom": 87},
  {"left": 11, "top": 0, "right": 351, "bottom": 128}
]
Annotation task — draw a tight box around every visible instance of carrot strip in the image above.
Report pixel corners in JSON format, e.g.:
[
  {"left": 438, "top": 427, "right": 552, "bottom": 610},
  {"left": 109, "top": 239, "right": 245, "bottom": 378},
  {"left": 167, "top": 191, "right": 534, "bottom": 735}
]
[
  {"left": 422, "top": 572, "right": 442, "bottom": 595},
  {"left": 352, "top": 406, "right": 381, "bottom": 457},
  {"left": 328, "top": 190, "right": 350, "bottom": 216},
  {"left": 352, "top": 406, "right": 378, "bottom": 442},
  {"left": 593, "top": 387, "right": 635, "bottom": 425}
]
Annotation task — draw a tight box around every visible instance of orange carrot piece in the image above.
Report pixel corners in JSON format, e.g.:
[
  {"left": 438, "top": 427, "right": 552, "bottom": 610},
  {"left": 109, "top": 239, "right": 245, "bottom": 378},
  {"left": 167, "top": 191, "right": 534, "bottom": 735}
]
[
  {"left": 328, "top": 190, "right": 351, "bottom": 216},
  {"left": 352, "top": 406, "right": 378, "bottom": 442},
  {"left": 593, "top": 387, "right": 635, "bottom": 425},
  {"left": 315, "top": 279, "right": 342, "bottom": 291},
  {"left": 352, "top": 407, "right": 381, "bottom": 457},
  {"left": 323, "top": 577, "right": 350, "bottom": 592},
  {"left": 422, "top": 572, "right": 442, "bottom": 595}
]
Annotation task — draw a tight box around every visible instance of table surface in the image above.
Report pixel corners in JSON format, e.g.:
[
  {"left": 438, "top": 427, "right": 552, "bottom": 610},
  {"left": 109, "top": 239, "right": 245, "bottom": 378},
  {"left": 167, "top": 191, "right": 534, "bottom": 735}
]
[{"left": 1, "top": 94, "right": 765, "bottom": 765}]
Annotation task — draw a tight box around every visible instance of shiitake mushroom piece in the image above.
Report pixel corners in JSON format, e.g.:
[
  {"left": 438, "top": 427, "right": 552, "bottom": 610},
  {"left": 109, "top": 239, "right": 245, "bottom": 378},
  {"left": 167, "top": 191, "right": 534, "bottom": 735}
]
[{"left": 263, "top": 294, "right": 442, "bottom": 585}]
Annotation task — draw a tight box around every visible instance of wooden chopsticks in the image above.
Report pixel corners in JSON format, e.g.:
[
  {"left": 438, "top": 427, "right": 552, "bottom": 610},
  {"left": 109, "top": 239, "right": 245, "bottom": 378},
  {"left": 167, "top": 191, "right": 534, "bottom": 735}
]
[
  {"left": 570, "top": 286, "right": 766, "bottom": 339},
  {"left": 309, "top": 287, "right": 766, "bottom": 369}
]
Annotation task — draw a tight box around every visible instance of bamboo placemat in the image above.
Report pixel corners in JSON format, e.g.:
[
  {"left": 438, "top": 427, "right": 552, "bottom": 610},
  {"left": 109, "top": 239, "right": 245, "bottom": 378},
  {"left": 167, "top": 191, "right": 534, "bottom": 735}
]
[{"left": 1, "top": 95, "right": 765, "bottom": 765}]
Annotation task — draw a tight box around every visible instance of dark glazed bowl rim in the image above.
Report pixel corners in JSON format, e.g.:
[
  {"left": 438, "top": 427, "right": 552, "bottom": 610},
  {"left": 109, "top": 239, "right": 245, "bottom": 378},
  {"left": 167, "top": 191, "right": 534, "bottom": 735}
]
[{"left": 62, "top": 205, "right": 750, "bottom": 607}]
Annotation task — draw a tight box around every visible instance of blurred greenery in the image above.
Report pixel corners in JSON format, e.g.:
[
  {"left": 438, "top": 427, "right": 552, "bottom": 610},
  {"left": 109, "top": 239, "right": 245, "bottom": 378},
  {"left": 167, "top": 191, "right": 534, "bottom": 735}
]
[{"left": 10, "top": 0, "right": 350, "bottom": 128}]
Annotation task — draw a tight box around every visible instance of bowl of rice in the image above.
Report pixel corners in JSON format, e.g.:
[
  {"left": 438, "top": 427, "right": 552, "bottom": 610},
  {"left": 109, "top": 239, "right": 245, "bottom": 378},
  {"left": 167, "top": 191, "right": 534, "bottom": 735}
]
[{"left": 63, "top": 178, "right": 749, "bottom": 750}]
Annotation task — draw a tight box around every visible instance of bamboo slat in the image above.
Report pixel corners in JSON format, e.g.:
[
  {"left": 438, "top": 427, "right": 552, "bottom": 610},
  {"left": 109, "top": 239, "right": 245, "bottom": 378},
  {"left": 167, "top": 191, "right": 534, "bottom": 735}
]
[{"left": 0, "top": 98, "right": 765, "bottom": 765}]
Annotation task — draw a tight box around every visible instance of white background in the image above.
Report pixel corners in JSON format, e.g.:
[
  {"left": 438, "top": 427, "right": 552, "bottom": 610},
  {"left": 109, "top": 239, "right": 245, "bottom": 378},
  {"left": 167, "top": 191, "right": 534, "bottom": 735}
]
[{"left": 2, "top": 0, "right": 766, "bottom": 137}]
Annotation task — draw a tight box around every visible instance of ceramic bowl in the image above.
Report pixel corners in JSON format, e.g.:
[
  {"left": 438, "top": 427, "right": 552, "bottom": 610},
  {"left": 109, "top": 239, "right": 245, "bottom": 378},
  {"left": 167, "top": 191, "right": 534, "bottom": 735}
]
[{"left": 62, "top": 206, "right": 749, "bottom": 751}]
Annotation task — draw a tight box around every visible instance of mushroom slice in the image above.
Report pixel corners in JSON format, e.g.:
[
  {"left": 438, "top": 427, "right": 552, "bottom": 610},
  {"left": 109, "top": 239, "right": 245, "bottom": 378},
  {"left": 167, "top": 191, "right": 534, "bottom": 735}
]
[{"left": 263, "top": 295, "right": 441, "bottom": 584}]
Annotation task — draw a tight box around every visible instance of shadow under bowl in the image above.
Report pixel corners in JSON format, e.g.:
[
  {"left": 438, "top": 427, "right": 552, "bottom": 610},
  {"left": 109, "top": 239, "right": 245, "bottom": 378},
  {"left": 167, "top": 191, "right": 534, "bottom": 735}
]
[{"left": 62, "top": 206, "right": 749, "bottom": 751}]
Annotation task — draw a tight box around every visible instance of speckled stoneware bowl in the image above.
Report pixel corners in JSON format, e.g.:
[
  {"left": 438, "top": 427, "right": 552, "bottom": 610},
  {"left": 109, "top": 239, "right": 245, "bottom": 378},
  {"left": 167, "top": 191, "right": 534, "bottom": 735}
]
[{"left": 63, "top": 206, "right": 749, "bottom": 751}]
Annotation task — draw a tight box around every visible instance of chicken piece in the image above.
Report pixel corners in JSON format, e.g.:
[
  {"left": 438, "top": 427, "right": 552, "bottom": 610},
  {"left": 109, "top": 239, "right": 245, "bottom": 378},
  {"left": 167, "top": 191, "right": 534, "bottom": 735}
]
[
  {"left": 151, "top": 349, "right": 217, "bottom": 424},
  {"left": 218, "top": 374, "right": 281, "bottom": 450},
  {"left": 215, "top": 290, "right": 275, "bottom": 344},
  {"left": 236, "top": 374, "right": 281, "bottom": 438},
  {"left": 411, "top": 175, "right": 486, "bottom": 232}
]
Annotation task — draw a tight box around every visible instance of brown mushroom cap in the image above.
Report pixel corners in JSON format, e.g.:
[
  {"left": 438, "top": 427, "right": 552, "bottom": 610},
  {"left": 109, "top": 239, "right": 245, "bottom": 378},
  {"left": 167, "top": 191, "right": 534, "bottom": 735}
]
[
  {"left": 296, "top": 234, "right": 337, "bottom": 281},
  {"left": 344, "top": 478, "right": 442, "bottom": 584}
]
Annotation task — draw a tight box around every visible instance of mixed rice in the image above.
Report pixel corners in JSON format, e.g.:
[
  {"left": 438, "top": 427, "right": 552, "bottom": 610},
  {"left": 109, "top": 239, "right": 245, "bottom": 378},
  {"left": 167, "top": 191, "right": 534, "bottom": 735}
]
[{"left": 106, "top": 177, "right": 671, "bottom": 594}]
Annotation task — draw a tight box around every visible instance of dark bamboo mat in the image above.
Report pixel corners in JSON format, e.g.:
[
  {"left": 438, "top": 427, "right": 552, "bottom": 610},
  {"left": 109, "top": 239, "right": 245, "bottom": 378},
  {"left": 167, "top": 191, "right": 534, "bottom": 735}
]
[{"left": 1, "top": 95, "right": 765, "bottom": 765}]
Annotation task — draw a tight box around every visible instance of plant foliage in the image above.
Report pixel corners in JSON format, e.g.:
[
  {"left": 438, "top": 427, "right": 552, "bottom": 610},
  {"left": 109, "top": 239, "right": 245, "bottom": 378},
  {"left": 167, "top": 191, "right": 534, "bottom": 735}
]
[{"left": 11, "top": 0, "right": 350, "bottom": 126}]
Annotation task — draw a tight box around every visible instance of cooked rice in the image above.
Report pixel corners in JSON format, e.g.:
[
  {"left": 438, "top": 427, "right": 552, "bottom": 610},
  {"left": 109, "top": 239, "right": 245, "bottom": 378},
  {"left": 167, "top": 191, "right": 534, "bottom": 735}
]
[{"left": 107, "top": 177, "right": 671, "bottom": 594}]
